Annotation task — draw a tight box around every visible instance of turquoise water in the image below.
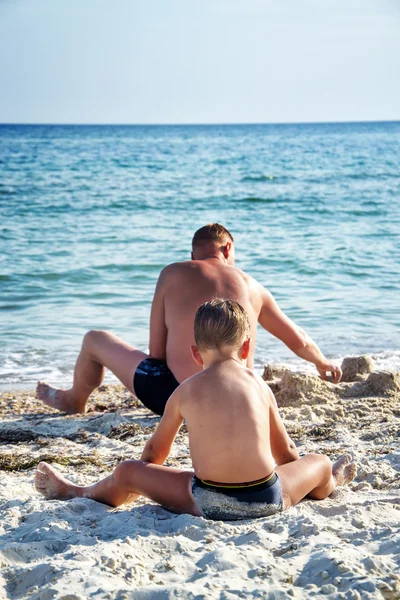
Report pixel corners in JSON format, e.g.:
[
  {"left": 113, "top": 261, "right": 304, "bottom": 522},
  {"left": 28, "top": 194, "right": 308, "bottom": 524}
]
[{"left": 1, "top": 122, "right": 399, "bottom": 387}]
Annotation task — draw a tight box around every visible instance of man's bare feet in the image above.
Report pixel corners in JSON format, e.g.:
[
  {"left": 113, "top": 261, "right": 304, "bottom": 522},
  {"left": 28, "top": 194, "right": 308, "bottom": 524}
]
[
  {"left": 332, "top": 454, "right": 357, "bottom": 487},
  {"left": 36, "top": 382, "right": 86, "bottom": 414},
  {"left": 35, "top": 462, "right": 82, "bottom": 500}
]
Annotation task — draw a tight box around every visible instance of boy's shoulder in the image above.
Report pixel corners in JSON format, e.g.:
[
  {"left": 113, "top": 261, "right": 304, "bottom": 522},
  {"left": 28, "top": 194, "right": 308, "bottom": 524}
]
[
  {"left": 177, "top": 363, "right": 225, "bottom": 396},
  {"left": 177, "top": 369, "right": 207, "bottom": 392},
  {"left": 242, "top": 366, "right": 275, "bottom": 402},
  {"left": 178, "top": 362, "right": 272, "bottom": 395}
]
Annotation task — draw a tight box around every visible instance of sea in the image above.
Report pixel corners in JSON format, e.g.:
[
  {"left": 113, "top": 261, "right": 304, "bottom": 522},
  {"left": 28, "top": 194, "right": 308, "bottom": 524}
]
[{"left": 0, "top": 122, "right": 399, "bottom": 389}]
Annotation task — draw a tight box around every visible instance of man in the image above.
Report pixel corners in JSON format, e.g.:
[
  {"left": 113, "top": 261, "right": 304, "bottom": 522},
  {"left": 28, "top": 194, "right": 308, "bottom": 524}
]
[
  {"left": 35, "top": 299, "right": 355, "bottom": 520},
  {"left": 36, "top": 223, "right": 342, "bottom": 415}
]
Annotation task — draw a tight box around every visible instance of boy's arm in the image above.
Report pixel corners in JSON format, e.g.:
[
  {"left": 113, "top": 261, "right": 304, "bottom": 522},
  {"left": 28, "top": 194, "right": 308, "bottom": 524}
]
[
  {"left": 140, "top": 388, "right": 184, "bottom": 464},
  {"left": 258, "top": 284, "right": 342, "bottom": 383},
  {"left": 267, "top": 385, "right": 299, "bottom": 465}
]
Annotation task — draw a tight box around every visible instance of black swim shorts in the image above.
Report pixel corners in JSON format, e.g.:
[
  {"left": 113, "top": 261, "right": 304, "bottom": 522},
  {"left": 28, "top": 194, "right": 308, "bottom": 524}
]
[
  {"left": 191, "top": 473, "right": 283, "bottom": 521},
  {"left": 133, "top": 357, "right": 180, "bottom": 416}
]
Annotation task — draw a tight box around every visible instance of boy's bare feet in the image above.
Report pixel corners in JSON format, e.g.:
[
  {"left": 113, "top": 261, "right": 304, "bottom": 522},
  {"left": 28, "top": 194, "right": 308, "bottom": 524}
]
[
  {"left": 36, "top": 382, "right": 86, "bottom": 414},
  {"left": 35, "top": 462, "right": 81, "bottom": 500},
  {"left": 332, "top": 454, "right": 357, "bottom": 487}
]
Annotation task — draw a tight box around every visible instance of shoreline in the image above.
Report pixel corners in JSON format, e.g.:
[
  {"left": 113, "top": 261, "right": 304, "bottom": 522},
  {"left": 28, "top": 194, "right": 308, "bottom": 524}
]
[
  {"left": 2, "top": 350, "right": 400, "bottom": 394},
  {"left": 0, "top": 358, "right": 399, "bottom": 598}
]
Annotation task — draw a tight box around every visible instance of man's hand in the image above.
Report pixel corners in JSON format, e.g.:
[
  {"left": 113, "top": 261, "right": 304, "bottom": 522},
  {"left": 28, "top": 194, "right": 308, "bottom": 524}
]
[
  {"left": 316, "top": 361, "right": 342, "bottom": 383},
  {"left": 258, "top": 284, "right": 343, "bottom": 384}
]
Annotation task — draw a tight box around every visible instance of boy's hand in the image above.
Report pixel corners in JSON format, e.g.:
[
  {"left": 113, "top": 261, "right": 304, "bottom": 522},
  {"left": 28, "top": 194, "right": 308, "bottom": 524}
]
[
  {"left": 140, "top": 388, "right": 184, "bottom": 464},
  {"left": 317, "top": 361, "right": 342, "bottom": 383}
]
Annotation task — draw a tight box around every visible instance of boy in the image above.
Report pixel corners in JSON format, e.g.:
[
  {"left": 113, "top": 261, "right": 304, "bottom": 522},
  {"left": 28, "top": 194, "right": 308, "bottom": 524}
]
[{"left": 35, "top": 299, "right": 356, "bottom": 521}]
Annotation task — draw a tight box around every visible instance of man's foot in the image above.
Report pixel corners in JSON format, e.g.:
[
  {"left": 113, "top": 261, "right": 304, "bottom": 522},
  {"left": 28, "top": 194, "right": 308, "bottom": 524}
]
[
  {"left": 35, "top": 462, "right": 81, "bottom": 500},
  {"left": 36, "top": 382, "right": 86, "bottom": 414},
  {"left": 332, "top": 454, "right": 357, "bottom": 487}
]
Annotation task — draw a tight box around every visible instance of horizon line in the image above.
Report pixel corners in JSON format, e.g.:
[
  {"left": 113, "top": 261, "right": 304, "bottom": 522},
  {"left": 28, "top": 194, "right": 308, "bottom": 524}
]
[{"left": 0, "top": 118, "right": 400, "bottom": 127}]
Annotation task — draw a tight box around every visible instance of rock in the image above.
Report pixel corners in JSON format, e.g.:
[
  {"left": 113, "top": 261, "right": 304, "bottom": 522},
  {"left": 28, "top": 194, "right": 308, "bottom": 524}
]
[
  {"left": 341, "top": 356, "right": 374, "bottom": 382},
  {"left": 366, "top": 371, "right": 400, "bottom": 396}
]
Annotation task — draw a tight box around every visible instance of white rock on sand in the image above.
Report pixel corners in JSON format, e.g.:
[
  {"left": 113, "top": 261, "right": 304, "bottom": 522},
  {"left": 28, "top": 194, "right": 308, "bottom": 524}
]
[{"left": 0, "top": 359, "right": 399, "bottom": 600}]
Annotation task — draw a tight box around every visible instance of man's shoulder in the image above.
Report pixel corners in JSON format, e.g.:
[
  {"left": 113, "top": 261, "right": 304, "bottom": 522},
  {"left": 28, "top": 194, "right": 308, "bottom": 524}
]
[
  {"left": 159, "top": 261, "right": 264, "bottom": 296},
  {"left": 163, "top": 260, "right": 194, "bottom": 272},
  {"left": 234, "top": 266, "right": 256, "bottom": 283},
  {"left": 232, "top": 267, "right": 264, "bottom": 299},
  {"left": 158, "top": 261, "right": 192, "bottom": 280}
]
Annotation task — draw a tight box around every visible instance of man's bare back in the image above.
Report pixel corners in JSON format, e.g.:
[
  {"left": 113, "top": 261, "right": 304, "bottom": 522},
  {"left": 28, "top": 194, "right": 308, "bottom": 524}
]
[
  {"left": 152, "top": 259, "right": 262, "bottom": 382},
  {"left": 36, "top": 223, "right": 342, "bottom": 415}
]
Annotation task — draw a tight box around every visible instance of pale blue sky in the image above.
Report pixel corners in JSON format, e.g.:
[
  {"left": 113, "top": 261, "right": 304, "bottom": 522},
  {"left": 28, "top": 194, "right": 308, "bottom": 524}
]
[{"left": 0, "top": 0, "right": 399, "bottom": 124}]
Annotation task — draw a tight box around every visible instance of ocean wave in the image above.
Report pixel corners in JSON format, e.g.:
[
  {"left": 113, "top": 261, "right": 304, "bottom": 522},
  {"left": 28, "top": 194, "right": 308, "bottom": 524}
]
[
  {"left": 0, "top": 187, "right": 16, "bottom": 196},
  {"left": 346, "top": 209, "right": 387, "bottom": 217},
  {"left": 344, "top": 171, "right": 400, "bottom": 181},
  {"left": 241, "top": 174, "right": 277, "bottom": 182},
  {"left": 235, "top": 196, "right": 278, "bottom": 204},
  {"left": 90, "top": 263, "right": 163, "bottom": 274},
  {"left": 0, "top": 304, "right": 28, "bottom": 312},
  {"left": 254, "top": 350, "right": 400, "bottom": 374}
]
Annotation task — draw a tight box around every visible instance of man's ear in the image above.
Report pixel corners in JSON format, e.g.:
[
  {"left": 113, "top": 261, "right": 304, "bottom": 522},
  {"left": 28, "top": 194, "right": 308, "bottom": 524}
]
[
  {"left": 191, "top": 251, "right": 194, "bottom": 260},
  {"left": 222, "top": 242, "right": 231, "bottom": 259},
  {"left": 241, "top": 337, "right": 251, "bottom": 360},
  {"left": 191, "top": 345, "right": 204, "bottom": 366}
]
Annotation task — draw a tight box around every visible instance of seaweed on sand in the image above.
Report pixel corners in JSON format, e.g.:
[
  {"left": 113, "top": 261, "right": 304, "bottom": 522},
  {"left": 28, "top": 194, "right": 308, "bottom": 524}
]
[
  {"left": 107, "top": 422, "right": 157, "bottom": 441},
  {"left": 0, "top": 450, "right": 106, "bottom": 472}
]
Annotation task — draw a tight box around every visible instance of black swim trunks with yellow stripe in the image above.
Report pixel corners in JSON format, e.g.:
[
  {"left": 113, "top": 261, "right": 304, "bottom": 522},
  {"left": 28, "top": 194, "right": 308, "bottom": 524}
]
[{"left": 191, "top": 472, "right": 283, "bottom": 521}]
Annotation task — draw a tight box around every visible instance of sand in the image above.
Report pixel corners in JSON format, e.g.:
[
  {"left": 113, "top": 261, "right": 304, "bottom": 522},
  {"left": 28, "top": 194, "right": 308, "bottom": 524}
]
[{"left": 0, "top": 357, "right": 399, "bottom": 599}]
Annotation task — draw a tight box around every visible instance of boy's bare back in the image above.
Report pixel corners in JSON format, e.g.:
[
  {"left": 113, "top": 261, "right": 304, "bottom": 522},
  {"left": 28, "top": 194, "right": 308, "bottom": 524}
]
[{"left": 175, "top": 359, "right": 283, "bottom": 484}]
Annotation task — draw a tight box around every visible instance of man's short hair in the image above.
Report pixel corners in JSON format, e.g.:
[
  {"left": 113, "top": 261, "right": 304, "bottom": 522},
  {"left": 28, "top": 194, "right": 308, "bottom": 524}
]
[
  {"left": 194, "top": 298, "right": 250, "bottom": 352},
  {"left": 192, "top": 223, "right": 234, "bottom": 250}
]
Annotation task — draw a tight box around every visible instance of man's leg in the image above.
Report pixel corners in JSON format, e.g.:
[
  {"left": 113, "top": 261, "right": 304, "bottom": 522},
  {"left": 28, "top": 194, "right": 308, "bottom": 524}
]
[
  {"left": 35, "top": 460, "right": 201, "bottom": 516},
  {"left": 276, "top": 453, "right": 357, "bottom": 509},
  {"left": 36, "top": 330, "right": 148, "bottom": 413}
]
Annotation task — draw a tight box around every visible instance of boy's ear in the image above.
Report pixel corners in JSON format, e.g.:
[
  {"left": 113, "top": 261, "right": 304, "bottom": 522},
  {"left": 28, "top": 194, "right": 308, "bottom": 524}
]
[
  {"left": 191, "top": 345, "right": 204, "bottom": 366},
  {"left": 241, "top": 337, "right": 251, "bottom": 360}
]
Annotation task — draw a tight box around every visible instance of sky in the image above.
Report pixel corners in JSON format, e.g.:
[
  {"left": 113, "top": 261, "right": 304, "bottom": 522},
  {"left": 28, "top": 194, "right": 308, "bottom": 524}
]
[{"left": 0, "top": 0, "right": 399, "bottom": 124}]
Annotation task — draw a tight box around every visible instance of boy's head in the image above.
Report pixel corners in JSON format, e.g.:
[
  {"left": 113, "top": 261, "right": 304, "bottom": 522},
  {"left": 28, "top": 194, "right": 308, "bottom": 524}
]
[{"left": 194, "top": 298, "right": 251, "bottom": 353}]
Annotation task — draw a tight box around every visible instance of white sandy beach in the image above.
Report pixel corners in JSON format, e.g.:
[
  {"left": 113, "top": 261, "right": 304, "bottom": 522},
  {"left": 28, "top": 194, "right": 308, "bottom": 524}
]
[{"left": 0, "top": 358, "right": 399, "bottom": 600}]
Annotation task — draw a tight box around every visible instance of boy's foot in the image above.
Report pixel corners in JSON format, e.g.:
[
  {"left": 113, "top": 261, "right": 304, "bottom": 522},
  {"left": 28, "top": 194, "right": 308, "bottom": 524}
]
[
  {"left": 35, "top": 461, "right": 80, "bottom": 500},
  {"left": 332, "top": 454, "right": 357, "bottom": 486},
  {"left": 36, "top": 382, "right": 86, "bottom": 414}
]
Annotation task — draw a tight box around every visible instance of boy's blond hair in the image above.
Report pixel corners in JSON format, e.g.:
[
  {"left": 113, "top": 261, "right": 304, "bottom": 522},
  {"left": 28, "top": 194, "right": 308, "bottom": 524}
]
[{"left": 194, "top": 298, "right": 250, "bottom": 352}]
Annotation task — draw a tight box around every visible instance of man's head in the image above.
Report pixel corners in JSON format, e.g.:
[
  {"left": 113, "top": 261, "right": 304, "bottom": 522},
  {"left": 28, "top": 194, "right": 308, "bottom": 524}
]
[
  {"left": 192, "top": 298, "right": 251, "bottom": 365},
  {"left": 191, "top": 223, "right": 235, "bottom": 265}
]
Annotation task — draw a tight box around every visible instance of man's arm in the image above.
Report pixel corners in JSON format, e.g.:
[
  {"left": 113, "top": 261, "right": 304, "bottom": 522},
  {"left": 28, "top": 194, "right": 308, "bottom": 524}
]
[
  {"left": 148, "top": 267, "right": 169, "bottom": 360},
  {"left": 258, "top": 285, "right": 342, "bottom": 382},
  {"left": 267, "top": 385, "right": 299, "bottom": 465},
  {"left": 140, "top": 389, "right": 184, "bottom": 464}
]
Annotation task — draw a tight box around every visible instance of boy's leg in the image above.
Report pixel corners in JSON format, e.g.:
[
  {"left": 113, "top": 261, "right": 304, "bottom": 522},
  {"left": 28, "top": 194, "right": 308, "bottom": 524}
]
[
  {"left": 35, "top": 460, "right": 201, "bottom": 516},
  {"left": 36, "top": 330, "right": 148, "bottom": 413},
  {"left": 276, "top": 453, "right": 357, "bottom": 509}
]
